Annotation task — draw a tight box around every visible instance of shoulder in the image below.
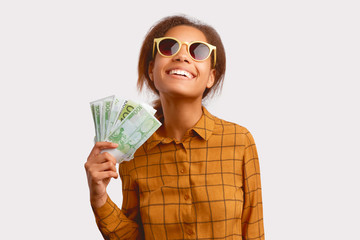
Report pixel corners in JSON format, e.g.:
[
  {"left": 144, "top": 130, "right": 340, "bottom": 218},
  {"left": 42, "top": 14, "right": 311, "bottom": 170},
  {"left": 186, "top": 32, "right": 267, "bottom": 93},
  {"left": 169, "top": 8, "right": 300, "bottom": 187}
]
[
  {"left": 211, "top": 114, "right": 256, "bottom": 145},
  {"left": 212, "top": 114, "right": 250, "bottom": 134}
]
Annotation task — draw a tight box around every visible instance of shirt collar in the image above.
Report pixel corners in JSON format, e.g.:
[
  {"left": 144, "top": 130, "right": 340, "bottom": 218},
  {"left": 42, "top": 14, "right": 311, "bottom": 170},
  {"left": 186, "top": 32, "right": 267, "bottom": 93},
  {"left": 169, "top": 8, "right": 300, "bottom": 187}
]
[
  {"left": 145, "top": 106, "right": 215, "bottom": 151},
  {"left": 192, "top": 106, "right": 215, "bottom": 141}
]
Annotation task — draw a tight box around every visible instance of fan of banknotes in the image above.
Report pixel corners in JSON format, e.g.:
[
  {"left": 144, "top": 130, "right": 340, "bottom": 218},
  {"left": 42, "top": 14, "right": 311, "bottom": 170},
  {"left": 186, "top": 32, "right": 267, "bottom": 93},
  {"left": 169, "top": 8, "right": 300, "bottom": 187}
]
[{"left": 90, "top": 95, "right": 162, "bottom": 163}]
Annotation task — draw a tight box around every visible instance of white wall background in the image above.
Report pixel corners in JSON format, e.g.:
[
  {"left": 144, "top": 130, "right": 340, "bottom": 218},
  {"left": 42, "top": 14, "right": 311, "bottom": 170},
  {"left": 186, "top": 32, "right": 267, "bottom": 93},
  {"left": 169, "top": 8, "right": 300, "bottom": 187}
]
[{"left": 0, "top": 0, "right": 359, "bottom": 239}]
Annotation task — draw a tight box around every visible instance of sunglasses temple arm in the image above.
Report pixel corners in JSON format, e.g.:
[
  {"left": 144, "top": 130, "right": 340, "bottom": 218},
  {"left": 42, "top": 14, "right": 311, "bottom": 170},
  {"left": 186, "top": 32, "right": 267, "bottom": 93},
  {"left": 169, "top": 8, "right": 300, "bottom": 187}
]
[
  {"left": 213, "top": 49, "right": 217, "bottom": 68},
  {"left": 152, "top": 42, "right": 156, "bottom": 58}
]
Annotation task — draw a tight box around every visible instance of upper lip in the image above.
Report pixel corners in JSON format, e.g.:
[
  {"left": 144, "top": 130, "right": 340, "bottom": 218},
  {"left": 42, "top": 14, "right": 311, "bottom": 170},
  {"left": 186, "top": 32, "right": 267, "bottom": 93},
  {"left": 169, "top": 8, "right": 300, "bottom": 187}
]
[{"left": 166, "top": 67, "right": 197, "bottom": 79}]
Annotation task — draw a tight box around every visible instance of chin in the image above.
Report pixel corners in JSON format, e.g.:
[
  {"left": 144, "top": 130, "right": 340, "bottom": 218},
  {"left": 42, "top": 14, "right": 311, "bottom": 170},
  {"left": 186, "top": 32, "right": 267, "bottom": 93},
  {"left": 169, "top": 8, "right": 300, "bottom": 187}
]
[{"left": 163, "top": 89, "right": 203, "bottom": 100}]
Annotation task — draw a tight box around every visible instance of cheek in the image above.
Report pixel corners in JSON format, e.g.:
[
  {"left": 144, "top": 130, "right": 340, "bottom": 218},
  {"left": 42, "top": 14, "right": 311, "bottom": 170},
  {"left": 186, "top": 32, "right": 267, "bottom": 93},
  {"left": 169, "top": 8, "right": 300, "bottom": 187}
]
[
  {"left": 198, "top": 59, "right": 212, "bottom": 75},
  {"left": 199, "top": 66, "right": 212, "bottom": 83},
  {"left": 152, "top": 66, "right": 165, "bottom": 91},
  {"left": 152, "top": 68, "right": 165, "bottom": 89},
  {"left": 152, "top": 58, "right": 166, "bottom": 79}
]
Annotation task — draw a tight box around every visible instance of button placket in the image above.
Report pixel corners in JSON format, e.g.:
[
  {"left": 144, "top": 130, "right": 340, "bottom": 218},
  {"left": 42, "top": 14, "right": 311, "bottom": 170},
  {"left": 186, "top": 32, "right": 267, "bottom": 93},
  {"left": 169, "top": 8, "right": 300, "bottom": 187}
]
[{"left": 176, "top": 142, "right": 196, "bottom": 238}]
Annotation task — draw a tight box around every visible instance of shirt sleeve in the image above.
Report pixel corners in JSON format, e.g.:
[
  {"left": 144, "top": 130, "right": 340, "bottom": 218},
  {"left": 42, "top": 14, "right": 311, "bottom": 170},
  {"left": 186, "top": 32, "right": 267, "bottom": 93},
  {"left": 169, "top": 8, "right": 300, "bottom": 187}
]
[
  {"left": 241, "top": 129, "right": 265, "bottom": 239},
  {"left": 92, "top": 162, "right": 142, "bottom": 240}
]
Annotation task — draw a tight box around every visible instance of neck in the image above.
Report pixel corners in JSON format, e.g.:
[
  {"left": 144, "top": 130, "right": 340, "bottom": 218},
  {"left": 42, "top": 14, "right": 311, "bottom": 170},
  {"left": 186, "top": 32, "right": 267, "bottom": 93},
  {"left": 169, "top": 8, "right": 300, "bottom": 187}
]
[{"left": 160, "top": 95, "right": 203, "bottom": 141}]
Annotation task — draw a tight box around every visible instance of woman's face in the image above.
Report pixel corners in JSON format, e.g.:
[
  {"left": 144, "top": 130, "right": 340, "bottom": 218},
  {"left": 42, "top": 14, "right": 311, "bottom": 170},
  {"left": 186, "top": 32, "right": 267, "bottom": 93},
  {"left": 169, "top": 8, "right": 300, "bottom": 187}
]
[{"left": 149, "top": 25, "right": 215, "bottom": 100}]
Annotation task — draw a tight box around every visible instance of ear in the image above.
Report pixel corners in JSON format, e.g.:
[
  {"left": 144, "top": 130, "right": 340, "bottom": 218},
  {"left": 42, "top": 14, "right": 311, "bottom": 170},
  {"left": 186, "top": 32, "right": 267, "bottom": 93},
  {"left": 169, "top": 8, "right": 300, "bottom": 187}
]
[
  {"left": 206, "top": 68, "right": 216, "bottom": 88},
  {"left": 148, "top": 61, "right": 154, "bottom": 81}
]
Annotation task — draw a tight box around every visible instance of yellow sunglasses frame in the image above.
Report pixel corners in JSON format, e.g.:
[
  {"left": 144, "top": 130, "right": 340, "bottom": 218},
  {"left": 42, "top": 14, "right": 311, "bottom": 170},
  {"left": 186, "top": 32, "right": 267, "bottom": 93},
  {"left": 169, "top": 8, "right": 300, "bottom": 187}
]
[{"left": 152, "top": 37, "right": 217, "bottom": 67}]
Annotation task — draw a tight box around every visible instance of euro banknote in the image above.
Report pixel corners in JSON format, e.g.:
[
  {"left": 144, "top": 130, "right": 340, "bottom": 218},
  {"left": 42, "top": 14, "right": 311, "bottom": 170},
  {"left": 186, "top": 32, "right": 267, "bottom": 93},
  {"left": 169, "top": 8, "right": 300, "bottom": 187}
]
[{"left": 90, "top": 95, "right": 161, "bottom": 163}]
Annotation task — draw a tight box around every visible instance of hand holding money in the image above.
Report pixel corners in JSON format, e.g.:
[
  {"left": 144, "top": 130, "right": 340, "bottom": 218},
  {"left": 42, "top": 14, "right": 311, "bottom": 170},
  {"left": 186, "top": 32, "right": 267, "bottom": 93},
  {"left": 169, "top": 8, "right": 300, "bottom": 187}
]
[
  {"left": 85, "top": 142, "right": 119, "bottom": 208},
  {"left": 90, "top": 95, "right": 162, "bottom": 163}
]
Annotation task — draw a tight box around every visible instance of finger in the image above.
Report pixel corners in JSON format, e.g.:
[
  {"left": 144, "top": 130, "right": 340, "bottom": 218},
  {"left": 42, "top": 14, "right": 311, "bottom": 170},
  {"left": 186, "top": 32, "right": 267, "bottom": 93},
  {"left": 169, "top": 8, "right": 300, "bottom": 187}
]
[
  {"left": 86, "top": 153, "right": 117, "bottom": 171},
  {"left": 88, "top": 142, "right": 118, "bottom": 160},
  {"left": 85, "top": 160, "right": 116, "bottom": 173},
  {"left": 96, "top": 152, "right": 117, "bottom": 165},
  {"left": 92, "top": 171, "right": 118, "bottom": 183},
  {"left": 95, "top": 161, "right": 117, "bottom": 173}
]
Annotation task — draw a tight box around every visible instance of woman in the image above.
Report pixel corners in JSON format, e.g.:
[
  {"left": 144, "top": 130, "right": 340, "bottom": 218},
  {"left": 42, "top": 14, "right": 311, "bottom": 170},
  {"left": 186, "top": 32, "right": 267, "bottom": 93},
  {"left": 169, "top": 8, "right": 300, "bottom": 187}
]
[{"left": 85, "top": 15, "right": 264, "bottom": 239}]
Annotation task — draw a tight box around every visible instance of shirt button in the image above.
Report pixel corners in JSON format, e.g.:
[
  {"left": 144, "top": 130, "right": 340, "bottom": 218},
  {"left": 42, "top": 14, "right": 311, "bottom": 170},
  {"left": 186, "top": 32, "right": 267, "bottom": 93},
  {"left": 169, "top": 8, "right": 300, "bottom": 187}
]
[
  {"left": 184, "top": 194, "right": 190, "bottom": 200},
  {"left": 180, "top": 169, "right": 184, "bottom": 173},
  {"left": 187, "top": 229, "right": 194, "bottom": 235}
]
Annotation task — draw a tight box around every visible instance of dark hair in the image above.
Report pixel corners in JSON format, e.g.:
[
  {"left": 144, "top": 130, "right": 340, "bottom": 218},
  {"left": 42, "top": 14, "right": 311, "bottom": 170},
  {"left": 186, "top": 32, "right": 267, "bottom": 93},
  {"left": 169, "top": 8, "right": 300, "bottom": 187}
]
[{"left": 137, "top": 15, "right": 226, "bottom": 118}]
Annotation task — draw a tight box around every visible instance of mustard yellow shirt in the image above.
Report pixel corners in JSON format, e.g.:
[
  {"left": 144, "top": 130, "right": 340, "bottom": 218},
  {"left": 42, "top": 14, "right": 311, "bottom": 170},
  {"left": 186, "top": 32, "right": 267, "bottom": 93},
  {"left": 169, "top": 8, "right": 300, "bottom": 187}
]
[{"left": 93, "top": 107, "right": 264, "bottom": 239}]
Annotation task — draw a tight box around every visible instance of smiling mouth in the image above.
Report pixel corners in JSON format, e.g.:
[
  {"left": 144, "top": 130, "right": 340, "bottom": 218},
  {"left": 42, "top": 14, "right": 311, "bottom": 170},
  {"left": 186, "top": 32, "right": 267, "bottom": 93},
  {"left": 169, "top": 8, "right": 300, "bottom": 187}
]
[{"left": 167, "top": 69, "right": 195, "bottom": 79}]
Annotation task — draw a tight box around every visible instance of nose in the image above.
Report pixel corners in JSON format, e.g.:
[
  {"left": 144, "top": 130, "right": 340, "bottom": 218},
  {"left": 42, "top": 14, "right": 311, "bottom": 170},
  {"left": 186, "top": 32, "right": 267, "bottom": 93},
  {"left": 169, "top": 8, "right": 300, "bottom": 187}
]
[{"left": 172, "top": 44, "right": 190, "bottom": 64}]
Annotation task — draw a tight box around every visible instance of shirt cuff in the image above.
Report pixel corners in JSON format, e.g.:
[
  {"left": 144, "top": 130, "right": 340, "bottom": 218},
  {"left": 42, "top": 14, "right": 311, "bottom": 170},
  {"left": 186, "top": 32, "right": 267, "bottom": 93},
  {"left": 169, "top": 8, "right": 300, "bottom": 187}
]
[{"left": 92, "top": 195, "right": 117, "bottom": 221}]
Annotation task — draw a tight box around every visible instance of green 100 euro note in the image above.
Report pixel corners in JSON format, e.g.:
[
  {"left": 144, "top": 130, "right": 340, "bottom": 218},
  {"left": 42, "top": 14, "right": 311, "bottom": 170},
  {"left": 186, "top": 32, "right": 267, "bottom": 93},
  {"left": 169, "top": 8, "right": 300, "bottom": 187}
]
[
  {"left": 90, "top": 95, "right": 115, "bottom": 142},
  {"left": 104, "top": 104, "right": 161, "bottom": 162},
  {"left": 90, "top": 95, "right": 161, "bottom": 163}
]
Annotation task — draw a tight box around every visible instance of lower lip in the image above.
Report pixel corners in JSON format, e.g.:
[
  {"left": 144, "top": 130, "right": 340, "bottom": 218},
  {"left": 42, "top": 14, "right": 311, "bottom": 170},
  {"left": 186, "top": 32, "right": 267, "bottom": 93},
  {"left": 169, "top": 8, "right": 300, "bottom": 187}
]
[{"left": 167, "top": 73, "right": 194, "bottom": 80}]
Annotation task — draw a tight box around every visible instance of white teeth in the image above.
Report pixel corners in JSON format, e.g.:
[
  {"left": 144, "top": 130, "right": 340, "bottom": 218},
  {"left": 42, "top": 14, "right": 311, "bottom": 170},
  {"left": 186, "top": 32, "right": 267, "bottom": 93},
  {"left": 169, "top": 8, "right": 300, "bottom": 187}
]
[{"left": 169, "top": 69, "right": 194, "bottom": 78}]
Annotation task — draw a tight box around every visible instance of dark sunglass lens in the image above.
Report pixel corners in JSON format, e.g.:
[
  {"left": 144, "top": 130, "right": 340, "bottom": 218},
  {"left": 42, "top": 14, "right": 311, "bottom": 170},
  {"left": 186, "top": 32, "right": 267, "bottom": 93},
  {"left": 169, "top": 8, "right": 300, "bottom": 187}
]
[
  {"left": 159, "top": 39, "right": 179, "bottom": 56},
  {"left": 190, "top": 43, "right": 210, "bottom": 60}
]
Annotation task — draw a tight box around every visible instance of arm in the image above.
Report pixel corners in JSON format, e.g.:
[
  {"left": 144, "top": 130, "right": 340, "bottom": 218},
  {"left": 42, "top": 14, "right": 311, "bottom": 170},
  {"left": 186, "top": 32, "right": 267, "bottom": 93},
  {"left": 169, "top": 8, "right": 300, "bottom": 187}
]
[
  {"left": 241, "top": 130, "right": 265, "bottom": 240},
  {"left": 92, "top": 195, "right": 140, "bottom": 240},
  {"left": 85, "top": 142, "right": 141, "bottom": 240}
]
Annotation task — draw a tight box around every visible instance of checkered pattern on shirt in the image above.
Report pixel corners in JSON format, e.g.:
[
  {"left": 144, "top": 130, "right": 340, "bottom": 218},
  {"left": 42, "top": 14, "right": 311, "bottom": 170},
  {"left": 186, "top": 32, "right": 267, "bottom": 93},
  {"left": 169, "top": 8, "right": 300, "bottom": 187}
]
[{"left": 93, "top": 107, "right": 264, "bottom": 240}]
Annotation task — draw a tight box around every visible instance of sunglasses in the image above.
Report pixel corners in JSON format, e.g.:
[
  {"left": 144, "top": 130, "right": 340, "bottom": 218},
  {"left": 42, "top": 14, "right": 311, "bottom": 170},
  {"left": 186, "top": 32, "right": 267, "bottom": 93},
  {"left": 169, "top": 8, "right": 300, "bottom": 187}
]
[{"left": 153, "top": 37, "right": 217, "bottom": 67}]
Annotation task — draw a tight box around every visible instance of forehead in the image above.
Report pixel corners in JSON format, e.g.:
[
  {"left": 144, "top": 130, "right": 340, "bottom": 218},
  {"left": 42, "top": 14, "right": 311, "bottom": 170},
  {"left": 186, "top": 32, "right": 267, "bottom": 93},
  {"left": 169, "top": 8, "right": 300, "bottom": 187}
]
[{"left": 164, "top": 25, "right": 207, "bottom": 42}]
